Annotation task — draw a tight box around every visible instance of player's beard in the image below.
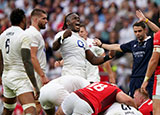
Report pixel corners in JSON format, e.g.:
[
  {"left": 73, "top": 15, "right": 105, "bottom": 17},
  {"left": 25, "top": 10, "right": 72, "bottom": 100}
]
[{"left": 38, "top": 22, "right": 46, "bottom": 29}]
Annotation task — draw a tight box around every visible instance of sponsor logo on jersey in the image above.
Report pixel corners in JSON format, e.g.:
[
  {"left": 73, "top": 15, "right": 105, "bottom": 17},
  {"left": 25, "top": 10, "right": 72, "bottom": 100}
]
[{"left": 77, "top": 40, "right": 84, "bottom": 48}]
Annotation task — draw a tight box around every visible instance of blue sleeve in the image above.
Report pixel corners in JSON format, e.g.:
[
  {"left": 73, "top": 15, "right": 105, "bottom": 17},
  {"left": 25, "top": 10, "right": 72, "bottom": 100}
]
[{"left": 120, "top": 41, "right": 133, "bottom": 53}]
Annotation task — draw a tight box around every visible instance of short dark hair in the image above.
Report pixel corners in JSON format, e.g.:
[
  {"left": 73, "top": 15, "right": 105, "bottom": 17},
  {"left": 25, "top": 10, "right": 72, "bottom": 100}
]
[
  {"left": 10, "top": 8, "right": 25, "bottom": 26},
  {"left": 62, "top": 12, "right": 77, "bottom": 30},
  {"left": 31, "top": 8, "right": 47, "bottom": 17},
  {"left": 133, "top": 21, "right": 146, "bottom": 29},
  {"left": 80, "top": 23, "right": 86, "bottom": 28}
]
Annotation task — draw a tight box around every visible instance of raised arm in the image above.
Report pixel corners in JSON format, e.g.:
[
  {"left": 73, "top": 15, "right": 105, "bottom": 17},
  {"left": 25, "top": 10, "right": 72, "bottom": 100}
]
[
  {"left": 94, "top": 39, "right": 122, "bottom": 52},
  {"left": 136, "top": 10, "right": 160, "bottom": 33},
  {"left": 52, "top": 29, "right": 72, "bottom": 51}
]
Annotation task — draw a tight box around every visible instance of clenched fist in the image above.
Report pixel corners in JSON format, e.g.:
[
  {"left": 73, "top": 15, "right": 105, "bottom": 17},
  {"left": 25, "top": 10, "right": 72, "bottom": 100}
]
[{"left": 63, "top": 29, "right": 72, "bottom": 40}]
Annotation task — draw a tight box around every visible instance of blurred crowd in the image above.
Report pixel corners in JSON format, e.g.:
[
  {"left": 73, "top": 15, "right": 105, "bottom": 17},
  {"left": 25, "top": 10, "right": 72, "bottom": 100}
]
[{"left": 0, "top": 0, "right": 159, "bottom": 114}]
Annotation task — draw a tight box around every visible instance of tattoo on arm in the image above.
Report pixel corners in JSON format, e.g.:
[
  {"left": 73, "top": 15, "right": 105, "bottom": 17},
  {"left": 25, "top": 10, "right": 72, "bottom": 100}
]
[{"left": 21, "top": 48, "right": 38, "bottom": 89}]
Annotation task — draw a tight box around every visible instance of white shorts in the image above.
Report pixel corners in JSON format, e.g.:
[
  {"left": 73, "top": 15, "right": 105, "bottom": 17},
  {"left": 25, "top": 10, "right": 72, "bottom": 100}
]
[
  {"left": 153, "top": 75, "right": 160, "bottom": 99},
  {"left": 39, "top": 81, "right": 69, "bottom": 110},
  {"left": 62, "top": 92, "right": 94, "bottom": 115},
  {"left": 2, "top": 71, "right": 33, "bottom": 98}
]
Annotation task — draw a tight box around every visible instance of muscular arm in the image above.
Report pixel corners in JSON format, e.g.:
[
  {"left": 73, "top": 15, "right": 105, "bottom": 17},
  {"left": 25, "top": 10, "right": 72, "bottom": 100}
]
[
  {"left": 100, "top": 52, "right": 116, "bottom": 83},
  {"left": 116, "top": 91, "right": 137, "bottom": 108},
  {"left": 104, "top": 61, "right": 116, "bottom": 84},
  {"left": 31, "top": 47, "right": 45, "bottom": 77},
  {"left": 146, "top": 52, "right": 159, "bottom": 79},
  {"left": 21, "top": 48, "right": 38, "bottom": 90},
  {"left": 145, "top": 20, "right": 160, "bottom": 33},
  {"left": 101, "top": 44, "right": 122, "bottom": 52},
  {"left": 53, "top": 29, "right": 72, "bottom": 51},
  {"left": 94, "top": 39, "right": 122, "bottom": 52},
  {"left": 141, "top": 52, "right": 160, "bottom": 91},
  {"left": 30, "top": 47, "right": 49, "bottom": 85},
  {"left": 52, "top": 37, "right": 61, "bottom": 51},
  {"left": 136, "top": 10, "right": 160, "bottom": 33},
  {"left": 85, "top": 50, "right": 112, "bottom": 65}
]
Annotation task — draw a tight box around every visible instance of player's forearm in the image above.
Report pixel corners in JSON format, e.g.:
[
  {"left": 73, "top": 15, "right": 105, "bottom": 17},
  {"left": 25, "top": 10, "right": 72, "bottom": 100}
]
[
  {"left": 105, "top": 61, "right": 113, "bottom": 74},
  {"left": 104, "top": 61, "right": 116, "bottom": 83},
  {"left": 21, "top": 49, "right": 38, "bottom": 89},
  {"left": 101, "top": 44, "right": 122, "bottom": 52},
  {"left": 52, "top": 37, "right": 61, "bottom": 51},
  {"left": 0, "top": 50, "right": 3, "bottom": 77},
  {"left": 31, "top": 55, "right": 45, "bottom": 78},
  {"left": 145, "top": 53, "right": 159, "bottom": 78},
  {"left": 145, "top": 19, "right": 160, "bottom": 33},
  {"left": 86, "top": 50, "right": 112, "bottom": 65}
]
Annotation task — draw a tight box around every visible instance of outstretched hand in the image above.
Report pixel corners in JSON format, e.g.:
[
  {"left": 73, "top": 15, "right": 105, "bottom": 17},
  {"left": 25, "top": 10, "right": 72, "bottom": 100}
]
[
  {"left": 93, "top": 38, "right": 102, "bottom": 47},
  {"left": 141, "top": 81, "right": 148, "bottom": 93},
  {"left": 136, "top": 10, "right": 147, "bottom": 22}
]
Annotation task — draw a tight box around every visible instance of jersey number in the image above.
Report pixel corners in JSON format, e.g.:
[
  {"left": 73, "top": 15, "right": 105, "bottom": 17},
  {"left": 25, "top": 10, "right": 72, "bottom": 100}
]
[
  {"left": 87, "top": 82, "right": 108, "bottom": 91},
  {"left": 5, "top": 38, "right": 10, "bottom": 54},
  {"left": 121, "top": 104, "right": 131, "bottom": 110}
]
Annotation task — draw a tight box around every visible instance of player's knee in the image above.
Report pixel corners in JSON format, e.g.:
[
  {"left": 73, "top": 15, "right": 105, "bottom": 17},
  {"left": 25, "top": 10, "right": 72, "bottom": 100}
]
[{"left": 3, "top": 102, "right": 17, "bottom": 110}]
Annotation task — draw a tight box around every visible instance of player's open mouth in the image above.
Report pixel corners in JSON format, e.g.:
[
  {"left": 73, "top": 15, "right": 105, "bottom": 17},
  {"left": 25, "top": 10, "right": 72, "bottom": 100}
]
[{"left": 75, "top": 23, "right": 80, "bottom": 27}]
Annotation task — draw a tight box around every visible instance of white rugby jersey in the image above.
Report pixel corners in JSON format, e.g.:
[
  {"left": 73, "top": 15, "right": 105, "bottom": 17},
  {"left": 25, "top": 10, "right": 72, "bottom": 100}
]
[
  {"left": 104, "top": 102, "right": 142, "bottom": 115},
  {"left": 86, "top": 38, "right": 104, "bottom": 82},
  {"left": 0, "top": 26, "right": 30, "bottom": 73},
  {"left": 25, "top": 26, "right": 47, "bottom": 72},
  {"left": 54, "top": 30, "right": 88, "bottom": 78}
]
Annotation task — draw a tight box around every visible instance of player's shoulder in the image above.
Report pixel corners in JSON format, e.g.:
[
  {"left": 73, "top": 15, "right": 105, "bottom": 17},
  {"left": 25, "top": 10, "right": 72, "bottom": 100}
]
[
  {"left": 154, "top": 31, "right": 160, "bottom": 40},
  {"left": 154, "top": 31, "right": 160, "bottom": 45},
  {"left": 155, "top": 30, "right": 160, "bottom": 36},
  {"left": 26, "top": 26, "right": 41, "bottom": 36},
  {"left": 87, "top": 38, "right": 94, "bottom": 43},
  {"left": 18, "top": 30, "right": 28, "bottom": 39},
  {"left": 55, "top": 30, "right": 65, "bottom": 37}
]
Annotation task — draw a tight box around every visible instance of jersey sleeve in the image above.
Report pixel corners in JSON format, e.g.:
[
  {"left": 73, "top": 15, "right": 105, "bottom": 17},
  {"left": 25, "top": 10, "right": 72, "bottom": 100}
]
[
  {"left": 153, "top": 31, "right": 160, "bottom": 53},
  {"left": 120, "top": 41, "right": 133, "bottom": 53},
  {"left": 21, "top": 34, "right": 31, "bottom": 49},
  {"left": 95, "top": 46, "right": 104, "bottom": 56},
  {"left": 53, "top": 31, "right": 65, "bottom": 42},
  {"left": 31, "top": 34, "right": 39, "bottom": 47}
]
